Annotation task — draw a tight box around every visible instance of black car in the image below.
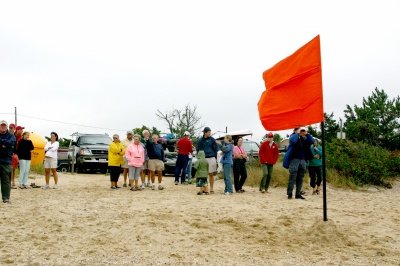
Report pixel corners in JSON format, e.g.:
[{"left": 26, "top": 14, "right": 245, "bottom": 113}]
[{"left": 163, "top": 151, "right": 197, "bottom": 177}]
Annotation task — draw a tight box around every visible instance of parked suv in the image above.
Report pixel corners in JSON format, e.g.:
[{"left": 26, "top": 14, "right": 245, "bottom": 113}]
[{"left": 68, "top": 133, "right": 112, "bottom": 173}]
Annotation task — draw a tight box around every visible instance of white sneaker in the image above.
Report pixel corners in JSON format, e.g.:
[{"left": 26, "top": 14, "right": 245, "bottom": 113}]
[
  {"left": 53, "top": 185, "right": 58, "bottom": 189},
  {"left": 140, "top": 184, "right": 145, "bottom": 189},
  {"left": 151, "top": 185, "right": 155, "bottom": 190},
  {"left": 224, "top": 192, "right": 232, "bottom": 195},
  {"left": 42, "top": 185, "right": 50, "bottom": 190}
]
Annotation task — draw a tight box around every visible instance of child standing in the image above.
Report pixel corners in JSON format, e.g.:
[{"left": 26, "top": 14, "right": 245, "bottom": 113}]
[{"left": 194, "top": 150, "right": 209, "bottom": 195}]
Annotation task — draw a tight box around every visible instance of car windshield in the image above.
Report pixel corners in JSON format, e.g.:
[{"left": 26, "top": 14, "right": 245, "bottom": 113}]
[
  {"left": 242, "top": 141, "right": 260, "bottom": 152},
  {"left": 78, "top": 136, "right": 111, "bottom": 145}
]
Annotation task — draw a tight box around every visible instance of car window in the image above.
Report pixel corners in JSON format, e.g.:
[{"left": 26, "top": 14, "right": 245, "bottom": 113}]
[
  {"left": 78, "top": 136, "right": 112, "bottom": 145},
  {"left": 242, "top": 141, "right": 259, "bottom": 152}
]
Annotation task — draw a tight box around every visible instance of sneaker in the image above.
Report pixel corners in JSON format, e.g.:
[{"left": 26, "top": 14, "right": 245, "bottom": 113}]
[
  {"left": 288, "top": 194, "right": 293, "bottom": 199},
  {"left": 3, "top": 199, "right": 10, "bottom": 204},
  {"left": 174, "top": 181, "right": 179, "bottom": 185},
  {"left": 261, "top": 189, "right": 266, "bottom": 194},
  {"left": 295, "top": 195, "right": 306, "bottom": 200},
  {"left": 31, "top": 183, "right": 41, "bottom": 188},
  {"left": 111, "top": 186, "right": 118, "bottom": 190},
  {"left": 151, "top": 185, "right": 155, "bottom": 190},
  {"left": 158, "top": 185, "right": 164, "bottom": 190},
  {"left": 123, "top": 183, "right": 127, "bottom": 187},
  {"left": 224, "top": 192, "right": 232, "bottom": 195},
  {"left": 140, "top": 184, "right": 145, "bottom": 190},
  {"left": 42, "top": 185, "right": 50, "bottom": 190},
  {"left": 146, "top": 182, "right": 150, "bottom": 187},
  {"left": 53, "top": 185, "right": 58, "bottom": 189}
]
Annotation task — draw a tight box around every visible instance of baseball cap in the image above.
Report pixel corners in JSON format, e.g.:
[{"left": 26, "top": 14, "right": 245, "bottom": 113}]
[
  {"left": 16, "top": 126, "right": 25, "bottom": 131},
  {"left": 0, "top": 120, "right": 8, "bottom": 126},
  {"left": 184, "top": 131, "right": 190, "bottom": 136},
  {"left": 267, "top": 132, "right": 273, "bottom": 138},
  {"left": 9, "top": 123, "right": 15, "bottom": 128},
  {"left": 126, "top": 130, "right": 133, "bottom": 135},
  {"left": 203, "top": 127, "right": 211, "bottom": 133}
]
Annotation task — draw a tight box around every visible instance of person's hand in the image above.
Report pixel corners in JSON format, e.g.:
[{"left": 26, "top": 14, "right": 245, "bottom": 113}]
[{"left": 314, "top": 154, "right": 320, "bottom": 159}]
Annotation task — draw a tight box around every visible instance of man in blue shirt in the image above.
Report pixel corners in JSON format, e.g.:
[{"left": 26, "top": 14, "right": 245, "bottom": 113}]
[{"left": 196, "top": 127, "right": 219, "bottom": 194}]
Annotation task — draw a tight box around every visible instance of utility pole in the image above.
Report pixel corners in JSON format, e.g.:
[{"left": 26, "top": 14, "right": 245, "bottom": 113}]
[{"left": 14, "top": 107, "right": 17, "bottom": 126}]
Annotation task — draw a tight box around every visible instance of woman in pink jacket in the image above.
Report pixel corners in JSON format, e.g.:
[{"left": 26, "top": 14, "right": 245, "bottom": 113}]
[{"left": 125, "top": 134, "right": 145, "bottom": 191}]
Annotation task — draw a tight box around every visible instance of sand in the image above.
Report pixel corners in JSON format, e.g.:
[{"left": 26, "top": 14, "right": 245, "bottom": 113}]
[{"left": 0, "top": 173, "right": 399, "bottom": 265}]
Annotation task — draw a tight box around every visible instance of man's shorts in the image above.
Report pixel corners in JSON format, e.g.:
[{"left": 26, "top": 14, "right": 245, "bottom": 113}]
[
  {"left": 196, "top": 177, "right": 208, "bottom": 187},
  {"left": 141, "top": 159, "right": 148, "bottom": 170},
  {"left": 205, "top": 157, "right": 217, "bottom": 174},
  {"left": 44, "top": 157, "right": 58, "bottom": 169},
  {"left": 148, "top": 159, "right": 164, "bottom": 172}
]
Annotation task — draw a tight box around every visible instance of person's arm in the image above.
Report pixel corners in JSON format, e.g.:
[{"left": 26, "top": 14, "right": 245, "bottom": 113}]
[
  {"left": 29, "top": 140, "right": 34, "bottom": 151},
  {"left": 273, "top": 144, "right": 279, "bottom": 163},
  {"left": 161, "top": 146, "right": 165, "bottom": 161},
  {"left": 109, "top": 143, "right": 120, "bottom": 155},
  {"left": 0, "top": 134, "right": 15, "bottom": 148},
  {"left": 233, "top": 146, "right": 241, "bottom": 159}
]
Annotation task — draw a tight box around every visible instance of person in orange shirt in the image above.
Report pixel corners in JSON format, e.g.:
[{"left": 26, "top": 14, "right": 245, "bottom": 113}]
[{"left": 259, "top": 132, "right": 279, "bottom": 193}]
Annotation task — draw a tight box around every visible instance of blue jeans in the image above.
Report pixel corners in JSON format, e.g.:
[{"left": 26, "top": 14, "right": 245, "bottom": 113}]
[
  {"left": 19, "top": 159, "right": 31, "bottom": 186},
  {"left": 174, "top": 154, "right": 189, "bottom": 183},
  {"left": 223, "top": 163, "right": 233, "bottom": 193},
  {"left": 186, "top": 157, "right": 193, "bottom": 181},
  {"left": 287, "top": 159, "right": 307, "bottom": 196}
]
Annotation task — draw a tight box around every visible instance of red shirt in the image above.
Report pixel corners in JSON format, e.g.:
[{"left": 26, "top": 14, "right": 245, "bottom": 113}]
[
  {"left": 176, "top": 137, "right": 193, "bottom": 155},
  {"left": 259, "top": 140, "right": 279, "bottom": 165}
]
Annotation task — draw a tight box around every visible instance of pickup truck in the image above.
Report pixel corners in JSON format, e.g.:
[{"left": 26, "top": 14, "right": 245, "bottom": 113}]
[{"left": 68, "top": 133, "right": 112, "bottom": 173}]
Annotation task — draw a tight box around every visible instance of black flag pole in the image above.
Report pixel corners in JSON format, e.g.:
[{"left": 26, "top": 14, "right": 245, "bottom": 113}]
[{"left": 321, "top": 121, "right": 328, "bottom": 221}]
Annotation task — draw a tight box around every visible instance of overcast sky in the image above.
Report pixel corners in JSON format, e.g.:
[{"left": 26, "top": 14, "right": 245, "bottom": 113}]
[{"left": 1, "top": 0, "right": 399, "bottom": 140}]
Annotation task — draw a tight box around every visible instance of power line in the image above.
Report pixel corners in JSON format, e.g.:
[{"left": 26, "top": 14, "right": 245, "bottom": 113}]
[{"left": 17, "top": 113, "right": 128, "bottom": 132}]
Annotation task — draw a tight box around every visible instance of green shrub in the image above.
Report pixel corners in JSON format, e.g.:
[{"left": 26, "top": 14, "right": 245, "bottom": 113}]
[{"left": 326, "top": 139, "right": 393, "bottom": 186}]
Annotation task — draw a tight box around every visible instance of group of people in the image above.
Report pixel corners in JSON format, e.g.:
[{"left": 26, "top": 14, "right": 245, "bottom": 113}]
[
  {"left": 0, "top": 119, "right": 323, "bottom": 203},
  {"left": 0, "top": 120, "right": 60, "bottom": 203}
]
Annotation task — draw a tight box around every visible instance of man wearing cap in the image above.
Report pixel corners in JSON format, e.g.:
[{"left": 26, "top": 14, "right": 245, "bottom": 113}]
[
  {"left": 174, "top": 131, "right": 193, "bottom": 185},
  {"left": 259, "top": 132, "right": 279, "bottom": 193},
  {"left": 0, "top": 120, "right": 16, "bottom": 203},
  {"left": 285, "top": 127, "right": 314, "bottom": 200},
  {"left": 196, "top": 127, "right": 219, "bottom": 193},
  {"left": 121, "top": 131, "right": 134, "bottom": 187}
]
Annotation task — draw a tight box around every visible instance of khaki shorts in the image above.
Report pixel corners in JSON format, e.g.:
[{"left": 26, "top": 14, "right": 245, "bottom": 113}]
[
  {"left": 148, "top": 159, "right": 164, "bottom": 172},
  {"left": 206, "top": 157, "right": 217, "bottom": 174},
  {"left": 44, "top": 157, "right": 58, "bottom": 169}
]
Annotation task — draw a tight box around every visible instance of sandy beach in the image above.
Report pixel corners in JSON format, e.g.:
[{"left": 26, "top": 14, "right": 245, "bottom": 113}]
[{"left": 0, "top": 173, "right": 399, "bottom": 265}]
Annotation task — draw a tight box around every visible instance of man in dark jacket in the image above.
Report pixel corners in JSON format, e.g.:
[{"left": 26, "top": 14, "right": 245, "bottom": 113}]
[
  {"left": 196, "top": 127, "right": 219, "bottom": 194},
  {"left": 0, "top": 120, "right": 16, "bottom": 203},
  {"left": 286, "top": 128, "right": 314, "bottom": 200}
]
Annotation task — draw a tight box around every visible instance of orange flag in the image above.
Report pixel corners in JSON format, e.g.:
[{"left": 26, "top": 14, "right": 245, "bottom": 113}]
[{"left": 258, "top": 35, "right": 323, "bottom": 130}]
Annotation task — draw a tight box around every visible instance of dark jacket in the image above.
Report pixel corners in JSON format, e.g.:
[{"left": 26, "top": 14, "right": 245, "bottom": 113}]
[
  {"left": 196, "top": 136, "right": 218, "bottom": 158},
  {"left": 283, "top": 133, "right": 314, "bottom": 169},
  {"left": 0, "top": 131, "right": 16, "bottom": 164},
  {"left": 146, "top": 140, "right": 165, "bottom": 161},
  {"left": 16, "top": 139, "right": 34, "bottom": 160}
]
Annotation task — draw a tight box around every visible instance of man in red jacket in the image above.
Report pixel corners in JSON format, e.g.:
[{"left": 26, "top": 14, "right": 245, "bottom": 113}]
[
  {"left": 174, "top": 131, "right": 193, "bottom": 184},
  {"left": 259, "top": 132, "right": 279, "bottom": 193}
]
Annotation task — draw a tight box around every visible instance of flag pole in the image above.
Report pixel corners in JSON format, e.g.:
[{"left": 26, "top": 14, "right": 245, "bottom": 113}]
[{"left": 321, "top": 121, "right": 328, "bottom": 221}]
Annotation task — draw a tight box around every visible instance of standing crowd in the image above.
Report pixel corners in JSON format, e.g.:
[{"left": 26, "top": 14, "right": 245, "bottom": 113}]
[{"left": 0, "top": 120, "right": 322, "bottom": 204}]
